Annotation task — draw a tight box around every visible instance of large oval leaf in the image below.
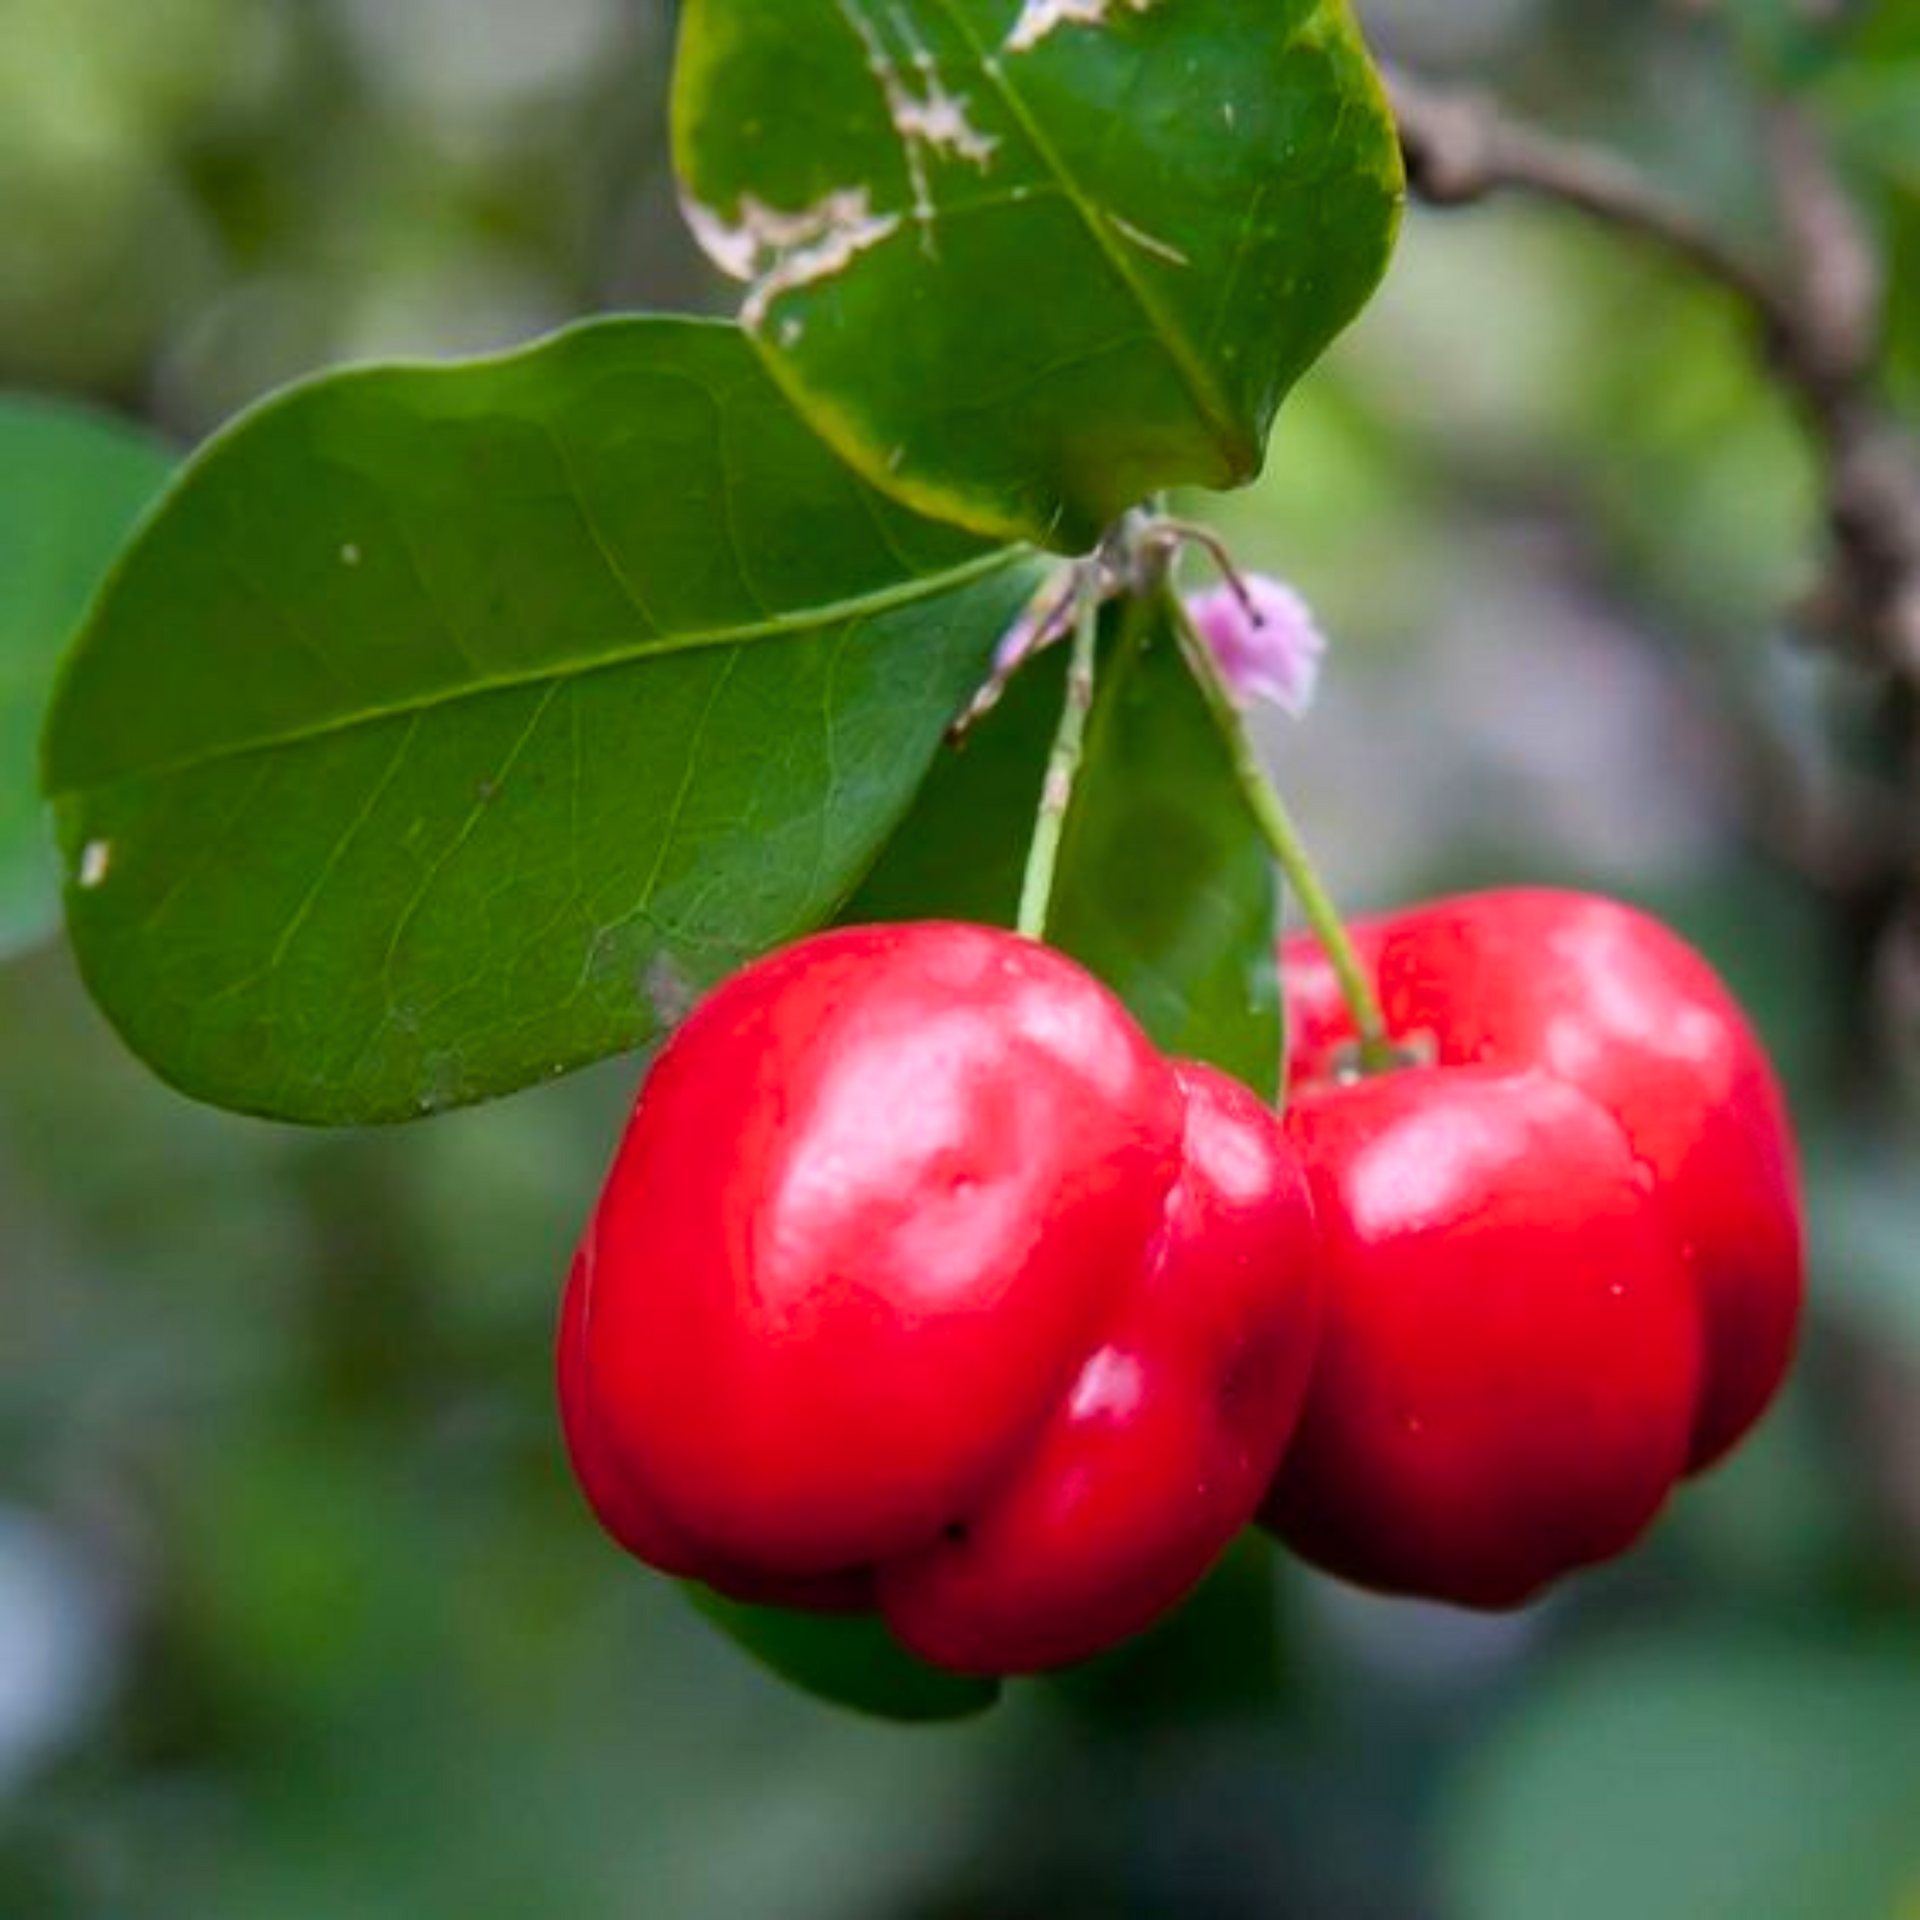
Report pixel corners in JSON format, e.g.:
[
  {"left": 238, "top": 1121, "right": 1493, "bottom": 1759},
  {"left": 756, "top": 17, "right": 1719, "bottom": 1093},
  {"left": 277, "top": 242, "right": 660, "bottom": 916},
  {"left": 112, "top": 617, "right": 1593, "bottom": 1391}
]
[
  {"left": 43, "top": 319, "right": 1040, "bottom": 1124},
  {"left": 674, "top": 0, "right": 1403, "bottom": 549},
  {"left": 0, "top": 396, "right": 172, "bottom": 959},
  {"left": 847, "top": 594, "right": 1283, "bottom": 1097}
]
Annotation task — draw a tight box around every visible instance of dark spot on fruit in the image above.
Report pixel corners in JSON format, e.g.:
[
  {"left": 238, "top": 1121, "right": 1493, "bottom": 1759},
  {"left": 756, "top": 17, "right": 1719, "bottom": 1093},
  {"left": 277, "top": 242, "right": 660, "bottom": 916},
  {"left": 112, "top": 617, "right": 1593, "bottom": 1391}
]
[{"left": 1217, "top": 1334, "right": 1280, "bottom": 1429}]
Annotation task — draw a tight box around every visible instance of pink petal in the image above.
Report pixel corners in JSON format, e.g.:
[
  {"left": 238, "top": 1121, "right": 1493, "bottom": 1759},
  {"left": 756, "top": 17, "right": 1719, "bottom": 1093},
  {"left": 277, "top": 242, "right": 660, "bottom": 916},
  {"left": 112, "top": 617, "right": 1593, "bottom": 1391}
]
[{"left": 1184, "top": 574, "right": 1327, "bottom": 718}]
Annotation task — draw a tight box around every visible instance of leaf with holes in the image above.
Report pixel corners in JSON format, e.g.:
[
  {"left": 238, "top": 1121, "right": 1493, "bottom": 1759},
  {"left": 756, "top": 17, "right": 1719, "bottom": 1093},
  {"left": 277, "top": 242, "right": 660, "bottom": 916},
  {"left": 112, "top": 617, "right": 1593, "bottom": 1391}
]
[
  {"left": 847, "top": 593, "right": 1283, "bottom": 1097},
  {"left": 674, "top": 0, "right": 1403, "bottom": 550},
  {"left": 0, "top": 396, "right": 173, "bottom": 959},
  {"left": 43, "top": 318, "right": 1040, "bottom": 1125}
]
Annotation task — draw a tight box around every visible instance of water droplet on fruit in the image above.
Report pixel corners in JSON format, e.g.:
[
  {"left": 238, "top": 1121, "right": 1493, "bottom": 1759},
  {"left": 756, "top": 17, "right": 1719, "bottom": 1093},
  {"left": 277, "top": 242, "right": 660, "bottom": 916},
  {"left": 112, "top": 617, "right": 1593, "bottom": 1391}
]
[
  {"left": 1631, "top": 1161, "right": 1657, "bottom": 1195},
  {"left": 76, "top": 841, "right": 111, "bottom": 890}
]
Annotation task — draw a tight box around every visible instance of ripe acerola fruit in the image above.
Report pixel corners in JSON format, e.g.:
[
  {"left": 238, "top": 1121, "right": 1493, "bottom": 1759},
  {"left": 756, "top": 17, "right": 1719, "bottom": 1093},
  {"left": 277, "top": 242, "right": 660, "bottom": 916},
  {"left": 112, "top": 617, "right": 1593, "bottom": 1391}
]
[
  {"left": 560, "top": 922, "right": 1322, "bottom": 1674},
  {"left": 1269, "top": 1068, "right": 1702, "bottom": 1608},
  {"left": 880, "top": 1061, "right": 1323, "bottom": 1671},
  {"left": 1267, "top": 888, "right": 1804, "bottom": 1608}
]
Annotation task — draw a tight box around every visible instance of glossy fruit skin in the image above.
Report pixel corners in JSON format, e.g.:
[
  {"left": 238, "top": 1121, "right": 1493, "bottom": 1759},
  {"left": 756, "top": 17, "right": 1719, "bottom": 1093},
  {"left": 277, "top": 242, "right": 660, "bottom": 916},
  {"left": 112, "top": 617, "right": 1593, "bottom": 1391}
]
[
  {"left": 561, "top": 922, "right": 1321, "bottom": 1674},
  {"left": 879, "top": 1062, "right": 1322, "bottom": 1672},
  {"left": 1267, "top": 1066, "right": 1702, "bottom": 1608},
  {"left": 1281, "top": 888, "right": 1803, "bottom": 1472}
]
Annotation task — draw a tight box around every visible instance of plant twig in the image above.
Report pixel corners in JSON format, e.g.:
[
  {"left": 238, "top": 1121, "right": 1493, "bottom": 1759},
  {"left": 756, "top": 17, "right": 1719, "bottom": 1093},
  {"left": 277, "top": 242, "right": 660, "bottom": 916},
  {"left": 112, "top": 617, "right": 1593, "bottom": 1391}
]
[
  {"left": 1382, "top": 63, "right": 1782, "bottom": 324},
  {"left": 1379, "top": 61, "right": 1920, "bottom": 682},
  {"left": 1765, "top": 98, "right": 1882, "bottom": 388}
]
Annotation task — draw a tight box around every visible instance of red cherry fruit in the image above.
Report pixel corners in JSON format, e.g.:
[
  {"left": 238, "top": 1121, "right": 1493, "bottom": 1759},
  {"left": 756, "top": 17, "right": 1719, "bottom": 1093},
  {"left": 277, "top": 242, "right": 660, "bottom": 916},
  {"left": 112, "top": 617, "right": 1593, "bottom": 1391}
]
[
  {"left": 1282, "top": 889, "right": 1803, "bottom": 1472},
  {"left": 879, "top": 1062, "right": 1322, "bottom": 1672},
  {"left": 1267, "top": 1066, "right": 1703, "bottom": 1608},
  {"left": 557, "top": 1257, "right": 873, "bottom": 1613},
  {"left": 560, "top": 922, "right": 1322, "bottom": 1674}
]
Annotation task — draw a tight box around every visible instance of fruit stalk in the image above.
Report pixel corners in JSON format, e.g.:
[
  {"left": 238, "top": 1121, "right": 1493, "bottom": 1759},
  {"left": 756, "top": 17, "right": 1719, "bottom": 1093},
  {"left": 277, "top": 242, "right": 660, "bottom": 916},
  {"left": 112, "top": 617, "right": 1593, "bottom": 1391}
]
[
  {"left": 1015, "top": 577, "right": 1103, "bottom": 942},
  {"left": 1167, "top": 592, "right": 1396, "bottom": 1074}
]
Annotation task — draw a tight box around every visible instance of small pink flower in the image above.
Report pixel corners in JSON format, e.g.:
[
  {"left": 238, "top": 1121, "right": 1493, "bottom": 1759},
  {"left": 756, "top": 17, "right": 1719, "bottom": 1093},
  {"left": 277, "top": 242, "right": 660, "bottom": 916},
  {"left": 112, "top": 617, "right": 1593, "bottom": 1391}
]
[{"left": 1184, "top": 573, "right": 1327, "bottom": 718}]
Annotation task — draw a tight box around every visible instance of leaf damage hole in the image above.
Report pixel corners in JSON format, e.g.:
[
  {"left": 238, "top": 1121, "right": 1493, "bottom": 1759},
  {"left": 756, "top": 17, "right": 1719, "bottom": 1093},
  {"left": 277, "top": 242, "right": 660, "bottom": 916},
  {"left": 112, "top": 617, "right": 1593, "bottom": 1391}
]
[
  {"left": 683, "top": 189, "right": 905, "bottom": 330},
  {"left": 835, "top": 0, "right": 998, "bottom": 252},
  {"left": 1006, "top": 0, "right": 1156, "bottom": 55}
]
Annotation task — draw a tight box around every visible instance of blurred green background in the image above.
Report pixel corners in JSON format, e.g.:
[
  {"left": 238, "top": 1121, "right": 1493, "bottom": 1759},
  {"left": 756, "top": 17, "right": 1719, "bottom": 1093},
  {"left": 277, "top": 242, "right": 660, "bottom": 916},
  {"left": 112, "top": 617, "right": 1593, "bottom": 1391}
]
[{"left": 3, "top": 1, "right": 1918, "bottom": 1913}]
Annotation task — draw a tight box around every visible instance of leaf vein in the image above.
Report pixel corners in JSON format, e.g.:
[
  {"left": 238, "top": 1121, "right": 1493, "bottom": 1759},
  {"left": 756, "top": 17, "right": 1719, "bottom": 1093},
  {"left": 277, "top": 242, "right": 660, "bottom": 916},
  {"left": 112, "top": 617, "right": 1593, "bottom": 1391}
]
[{"left": 53, "top": 548, "right": 1028, "bottom": 795}]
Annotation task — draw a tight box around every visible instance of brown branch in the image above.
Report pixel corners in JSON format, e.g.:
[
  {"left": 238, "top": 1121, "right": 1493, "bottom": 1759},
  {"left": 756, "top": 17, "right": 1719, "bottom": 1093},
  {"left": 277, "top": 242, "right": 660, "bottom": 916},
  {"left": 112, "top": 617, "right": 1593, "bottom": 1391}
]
[
  {"left": 1380, "top": 61, "right": 1920, "bottom": 684},
  {"left": 1381, "top": 64, "right": 1783, "bottom": 329},
  {"left": 1765, "top": 99, "right": 1882, "bottom": 387}
]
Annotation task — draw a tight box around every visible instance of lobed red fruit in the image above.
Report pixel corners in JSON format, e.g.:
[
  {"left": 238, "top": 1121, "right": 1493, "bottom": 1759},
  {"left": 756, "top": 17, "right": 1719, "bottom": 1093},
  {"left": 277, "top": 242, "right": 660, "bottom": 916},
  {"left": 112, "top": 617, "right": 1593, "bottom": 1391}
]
[
  {"left": 1268, "top": 888, "right": 1804, "bottom": 1608},
  {"left": 561, "top": 922, "right": 1322, "bottom": 1674}
]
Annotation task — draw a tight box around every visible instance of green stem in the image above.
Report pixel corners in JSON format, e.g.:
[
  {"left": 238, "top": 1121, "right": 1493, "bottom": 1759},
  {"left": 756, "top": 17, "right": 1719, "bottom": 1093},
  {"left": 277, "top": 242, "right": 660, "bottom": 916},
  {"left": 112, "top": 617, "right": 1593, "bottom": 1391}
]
[
  {"left": 1169, "top": 596, "right": 1397, "bottom": 1072},
  {"left": 1016, "top": 580, "right": 1102, "bottom": 942}
]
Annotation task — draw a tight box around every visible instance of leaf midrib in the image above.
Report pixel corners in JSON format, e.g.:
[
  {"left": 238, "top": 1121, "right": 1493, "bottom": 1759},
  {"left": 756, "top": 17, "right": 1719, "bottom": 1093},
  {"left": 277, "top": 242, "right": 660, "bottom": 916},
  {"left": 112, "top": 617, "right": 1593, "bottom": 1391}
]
[
  {"left": 50, "top": 544, "right": 1032, "bottom": 797},
  {"left": 922, "top": 0, "right": 1254, "bottom": 472}
]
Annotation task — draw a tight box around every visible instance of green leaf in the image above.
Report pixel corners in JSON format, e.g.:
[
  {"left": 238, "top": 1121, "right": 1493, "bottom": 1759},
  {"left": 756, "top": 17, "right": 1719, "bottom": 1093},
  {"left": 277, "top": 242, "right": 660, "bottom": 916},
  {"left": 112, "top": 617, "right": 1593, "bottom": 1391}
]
[
  {"left": 0, "top": 395, "right": 172, "bottom": 959},
  {"left": 673, "top": 0, "right": 1402, "bottom": 551},
  {"left": 1045, "top": 1534, "right": 1286, "bottom": 1727},
  {"left": 43, "top": 318, "right": 1041, "bottom": 1125},
  {"left": 1442, "top": 1634, "right": 1920, "bottom": 1920},
  {"left": 840, "top": 599, "right": 1068, "bottom": 931},
  {"left": 688, "top": 1587, "right": 1001, "bottom": 1723},
  {"left": 848, "top": 595, "right": 1283, "bottom": 1097},
  {"left": 1051, "top": 601, "right": 1284, "bottom": 1096}
]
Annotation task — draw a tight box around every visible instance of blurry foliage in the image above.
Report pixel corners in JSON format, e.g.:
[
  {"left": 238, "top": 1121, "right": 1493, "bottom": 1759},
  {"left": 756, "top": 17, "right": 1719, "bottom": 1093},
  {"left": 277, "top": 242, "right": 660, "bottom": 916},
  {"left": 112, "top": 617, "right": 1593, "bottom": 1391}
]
[
  {"left": 1444, "top": 1634, "right": 1920, "bottom": 1920},
  {"left": 1, "top": 1, "right": 1917, "bottom": 1915},
  {"left": 0, "top": 399, "right": 172, "bottom": 956}
]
